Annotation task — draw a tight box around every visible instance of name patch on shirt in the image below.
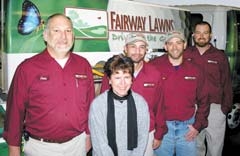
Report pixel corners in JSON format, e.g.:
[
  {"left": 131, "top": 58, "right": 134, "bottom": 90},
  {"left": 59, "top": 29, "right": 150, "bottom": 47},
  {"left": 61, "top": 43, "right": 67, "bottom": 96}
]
[
  {"left": 162, "top": 77, "right": 167, "bottom": 80},
  {"left": 143, "top": 82, "right": 155, "bottom": 87},
  {"left": 39, "top": 75, "right": 49, "bottom": 81},
  {"left": 207, "top": 60, "right": 218, "bottom": 64},
  {"left": 184, "top": 76, "right": 196, "bottom": 80},
  {"left": 75, "top": 74, "right": 87, "bottom": 79}
]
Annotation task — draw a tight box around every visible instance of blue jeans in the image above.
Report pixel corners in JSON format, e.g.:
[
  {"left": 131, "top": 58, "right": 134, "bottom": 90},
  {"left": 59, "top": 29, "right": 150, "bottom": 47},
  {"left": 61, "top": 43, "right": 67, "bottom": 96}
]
[{"left": 154, "top": 116, "right": 196, "bottom": 156}]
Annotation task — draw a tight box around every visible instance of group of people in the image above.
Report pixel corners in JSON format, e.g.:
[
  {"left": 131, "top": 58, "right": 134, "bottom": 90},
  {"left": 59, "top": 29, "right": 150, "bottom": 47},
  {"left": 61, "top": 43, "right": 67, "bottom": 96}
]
[{"left": 3, "top": 13, "right": 232, "bottom": 156}]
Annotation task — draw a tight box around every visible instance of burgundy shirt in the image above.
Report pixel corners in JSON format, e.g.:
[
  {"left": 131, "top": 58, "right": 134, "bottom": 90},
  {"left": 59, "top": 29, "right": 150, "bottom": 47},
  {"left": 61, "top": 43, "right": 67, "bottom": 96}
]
[
  {"left": 150, "top": 55, "right": 210, "bottom": 131},
  {"left": 185, "top": 45, "right": 233, "bottom": 114},
  {"left": 3, "top": 50, "right": 95, "bottom": 146},
  {"left": 100, "top": 62, "right": 167, "bottom": 140}
]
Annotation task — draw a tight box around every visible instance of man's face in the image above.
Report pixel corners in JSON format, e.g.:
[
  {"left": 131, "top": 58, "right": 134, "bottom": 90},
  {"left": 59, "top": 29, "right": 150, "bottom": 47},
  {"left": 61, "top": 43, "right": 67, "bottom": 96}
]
[
  {"left": 164, "top": 37, "right": 186, "bottom": 60},
  {"left": 193, "top": 24, "right": 212, "bottom": 47},
  {"left": 124, "top": 41, "right": 147, "bottom": 63},
  {"left": 43, "top": 16, "right": 74, "bottom": 55}
]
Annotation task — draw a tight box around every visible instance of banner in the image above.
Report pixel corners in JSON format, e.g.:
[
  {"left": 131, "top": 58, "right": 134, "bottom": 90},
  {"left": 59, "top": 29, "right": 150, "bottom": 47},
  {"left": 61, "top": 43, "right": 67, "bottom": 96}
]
[{"left": 5, "top": 0, "right": 190, "bottom": 53}]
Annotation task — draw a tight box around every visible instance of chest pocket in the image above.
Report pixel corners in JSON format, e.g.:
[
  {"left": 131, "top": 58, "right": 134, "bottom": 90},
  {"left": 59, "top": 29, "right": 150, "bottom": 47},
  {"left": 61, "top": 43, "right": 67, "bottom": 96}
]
[
  {"left": 30, "top": 75, "right": 54, "bottom": 96},
  {"left": 206, "top": 60, "right": 221, "bottom": 85},
  {"left": 74, "top": 74, "right": 90, "bottom": 107}
]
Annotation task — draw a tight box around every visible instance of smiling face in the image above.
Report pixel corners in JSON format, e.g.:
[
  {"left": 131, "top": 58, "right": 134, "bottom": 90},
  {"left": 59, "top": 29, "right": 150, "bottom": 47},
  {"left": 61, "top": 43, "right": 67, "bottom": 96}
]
[
  {"left": 109, "top": 69, "right": 132, "bottom": 97},
  {"left": 193, "top": 24, "right": 212, "bottom": 48},
  {"left": 104, "top": 54, "right": 134, "bottom": 97},
  {"left": 43, "top": 14, "right": 74, "bottom": 58},
  {"left": 124, "top": 41, "right": 147, "bottom": 64},
  {"left": 164, "top": 37, "right": 186, "bottom": 62}
]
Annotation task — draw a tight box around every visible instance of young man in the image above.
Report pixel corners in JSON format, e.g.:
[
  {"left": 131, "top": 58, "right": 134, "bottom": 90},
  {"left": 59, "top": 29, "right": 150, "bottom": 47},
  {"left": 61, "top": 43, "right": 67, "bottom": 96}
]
[
  {"left": 185, "top": 21, "right": 233, "bottom": 156},
  {"left": 3, "top": 13, "right": 95, "bottom": 156},
  {"left": 100, "top": 33, "right": 167, "bottom": 156},
  {"left": 150, "top": 31, "right": 209, "bottom": 156}
]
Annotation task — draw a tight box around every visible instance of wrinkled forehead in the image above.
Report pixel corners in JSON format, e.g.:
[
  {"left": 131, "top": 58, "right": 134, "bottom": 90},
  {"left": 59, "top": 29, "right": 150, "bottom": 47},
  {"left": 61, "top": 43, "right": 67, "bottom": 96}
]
[{"left": 47, "top": 15, "right": 73, "bottom": 28}]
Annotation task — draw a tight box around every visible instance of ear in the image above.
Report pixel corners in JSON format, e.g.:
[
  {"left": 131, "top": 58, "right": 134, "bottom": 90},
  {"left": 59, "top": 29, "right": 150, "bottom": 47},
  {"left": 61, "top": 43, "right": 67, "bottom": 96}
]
[
  {"left": 109, "top": 79, "right": 112, "bottom": 85},
  {"left": 184, "top": 42, "right": 187, "bottom": 49},
  {"left": 123, "top": 46, "right": 127, "bottom": 54},
  {"left": 164, "top": 44, "right": 168, "bottom": 51},
  {"left": 210, "top": 33, "right": 213, "bottom": 39},
  {"left": 43, "top": 30, "right": 47, "bottom": 42}
]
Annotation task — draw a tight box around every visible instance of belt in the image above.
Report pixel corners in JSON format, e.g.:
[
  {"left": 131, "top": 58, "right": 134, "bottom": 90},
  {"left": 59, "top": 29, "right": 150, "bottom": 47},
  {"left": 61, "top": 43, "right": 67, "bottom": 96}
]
[{"left": 28, "top": 133, "right": 73, "bottom": 144}]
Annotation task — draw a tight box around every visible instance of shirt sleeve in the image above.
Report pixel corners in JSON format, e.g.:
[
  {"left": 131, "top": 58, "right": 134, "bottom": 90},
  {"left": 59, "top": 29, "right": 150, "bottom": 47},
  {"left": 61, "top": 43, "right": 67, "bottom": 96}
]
[
  {"left": 3, "top": 64, "right": 28, "bottom": 146},
  {"left": 193, "top": 67, "right": 210, "bottom": 131},
  {"left": 100, "top": 74, "right": 110, "bottom": 93},
  {"left": 153, "top": 80, "right": 167, "bottom": 140},
  {"left": 220, "top": 54, "right": 233, "bottom": 114}
]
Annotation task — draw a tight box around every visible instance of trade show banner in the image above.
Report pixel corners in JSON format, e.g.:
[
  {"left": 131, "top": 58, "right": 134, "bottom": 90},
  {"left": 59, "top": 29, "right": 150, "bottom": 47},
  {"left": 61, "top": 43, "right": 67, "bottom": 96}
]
[{"left": 5, "top": 0, "right": 189, "bottom": 53}]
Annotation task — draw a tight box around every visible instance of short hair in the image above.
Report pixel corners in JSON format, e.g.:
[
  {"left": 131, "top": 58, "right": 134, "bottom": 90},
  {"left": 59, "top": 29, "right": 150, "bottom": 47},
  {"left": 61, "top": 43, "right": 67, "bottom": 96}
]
[
  {"left": 194, "top": 21, "right": 212, "bottom": 33},
  {"left": 104, "top": 54, "right": 134, "bottom": 78},
  {"left": 45, "top": 13, "right": 73, "bottom": 29}
]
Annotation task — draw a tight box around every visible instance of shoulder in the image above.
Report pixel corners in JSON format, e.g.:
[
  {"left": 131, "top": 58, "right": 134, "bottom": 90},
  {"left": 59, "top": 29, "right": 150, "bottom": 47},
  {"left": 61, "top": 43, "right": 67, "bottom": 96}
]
[
  {"left": 144, "top": 61, "right": 160, "bottom": 72},
  {"left": 15, "top": 52, "right": 47, "bottom": 71},
  {"left": 215, "top": 49, "right": 228, "bottom": 59},
  {"left": 70, "top": 53, "right": 91, "bottom": 66},
  {"left": 132, "top": 91, "right": 148, "bottom": 105},
  {"left": 184, "top": 46, "right": 198, "bottom": 58},
  {"left": 208, "top": 47, "right": 229, "bottom": 63},
  {"left": 149, "top": 54, "right": 168, "bottom": 67},
  {"left": 90, "top": 91, "right": 108, "bottom": 107},
  {"left": 184, "top": 59, "right": 205, "bottom": 76}
]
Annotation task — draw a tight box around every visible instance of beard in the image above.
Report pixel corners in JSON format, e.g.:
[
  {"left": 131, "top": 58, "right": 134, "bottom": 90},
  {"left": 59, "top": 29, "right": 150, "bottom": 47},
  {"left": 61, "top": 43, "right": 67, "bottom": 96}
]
[
  {"left": 194, "top": 38, "right": 211, "bottom": 47},
  {"left": 132, "top": 57, "right": 144, "bottom": 64},
  {"left": 128, "top": 54, "right": 145, "bottom": 64}
]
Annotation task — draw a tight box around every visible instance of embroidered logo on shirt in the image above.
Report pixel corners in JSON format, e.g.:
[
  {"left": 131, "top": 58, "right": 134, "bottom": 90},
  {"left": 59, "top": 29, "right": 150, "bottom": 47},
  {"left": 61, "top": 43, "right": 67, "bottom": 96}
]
[
  {"left": 39, "top": 76, "right": 49, "bottom": 81},
  {"left": 143, "top": 83, "right": 155, "bottom": 87},
  {"left": 75, "top": 74, "right": 87, "bottom": 79},
  {"left": 207, "top": 60, "right": 218, "bottom": 64},
  {"left": 184, "top": 76, "right": 196, "bottom": 80}
]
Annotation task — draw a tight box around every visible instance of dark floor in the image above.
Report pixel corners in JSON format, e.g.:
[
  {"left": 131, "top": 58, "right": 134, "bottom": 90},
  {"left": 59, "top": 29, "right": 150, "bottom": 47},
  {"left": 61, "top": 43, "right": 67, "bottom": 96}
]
[
  {"left": 222, "top": 126, "right": 240, "bottom": 156},
  {"left": 222, "top": 97, "right": 240, "bottom": 155}
]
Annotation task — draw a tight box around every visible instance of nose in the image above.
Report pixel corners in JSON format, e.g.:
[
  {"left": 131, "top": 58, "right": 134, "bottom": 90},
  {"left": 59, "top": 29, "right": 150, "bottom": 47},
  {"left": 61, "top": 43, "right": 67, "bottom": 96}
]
[
  {"left": 61, "top": 31, "right": 67, "bottom": 39},
  {"left": 119, "top": 77, "right": 128, "bottom": 86},
  {"left": 199, "top": 34, "right": 203, "bottom": 37}
]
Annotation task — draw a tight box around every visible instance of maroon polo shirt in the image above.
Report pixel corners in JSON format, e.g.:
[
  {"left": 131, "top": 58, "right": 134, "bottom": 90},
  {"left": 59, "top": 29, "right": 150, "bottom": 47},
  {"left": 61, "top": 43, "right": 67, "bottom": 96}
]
[
  {"left": 185, "top": 44, "right": 233, "bottom": 114},
  {"left": 3, "top": 49, "right": 95, "bottom": 146},
  {"left": 150, "top": 54, "right": 210, "bottom": 132}
]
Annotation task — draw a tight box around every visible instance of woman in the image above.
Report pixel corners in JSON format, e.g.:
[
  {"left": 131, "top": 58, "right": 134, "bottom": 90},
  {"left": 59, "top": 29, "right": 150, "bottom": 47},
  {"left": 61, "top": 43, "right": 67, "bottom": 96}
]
[{"left": 89, "top": 54, "right": 150, "bottom": 156}]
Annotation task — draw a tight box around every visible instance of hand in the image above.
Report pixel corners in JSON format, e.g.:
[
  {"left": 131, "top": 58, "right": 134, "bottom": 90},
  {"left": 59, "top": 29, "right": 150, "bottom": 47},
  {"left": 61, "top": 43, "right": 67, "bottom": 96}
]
[
  {"left": 152, "top": 138, "right": 162, "bottom": 149},
  {"left": 85, "top": 134, "right": 92, "bottom": 153},
  {"left": 185, "top": 125, "right": 199, "bottom": 141},
  {"left": 8, "top": 145, "right": 21, "bottom": 156}
]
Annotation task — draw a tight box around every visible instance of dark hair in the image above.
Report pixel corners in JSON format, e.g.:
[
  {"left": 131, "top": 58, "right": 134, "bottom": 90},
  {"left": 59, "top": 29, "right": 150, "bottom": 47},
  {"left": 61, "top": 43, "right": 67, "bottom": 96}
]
[
  {"left": 104, "top": 54, "right": 134, "bottom": 78},
  {"left": 194, "top": 21, "right": 212, "bottom": 33}
]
